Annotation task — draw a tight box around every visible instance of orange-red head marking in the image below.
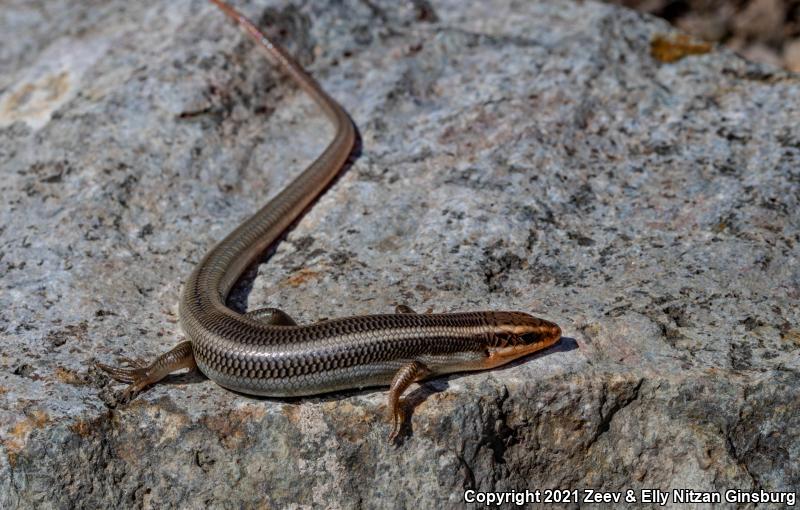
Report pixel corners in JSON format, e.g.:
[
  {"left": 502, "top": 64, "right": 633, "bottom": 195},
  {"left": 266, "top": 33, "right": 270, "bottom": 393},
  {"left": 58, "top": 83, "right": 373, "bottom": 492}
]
[{"left": 483, "top": 312, "right": 562, "bottom": 368}]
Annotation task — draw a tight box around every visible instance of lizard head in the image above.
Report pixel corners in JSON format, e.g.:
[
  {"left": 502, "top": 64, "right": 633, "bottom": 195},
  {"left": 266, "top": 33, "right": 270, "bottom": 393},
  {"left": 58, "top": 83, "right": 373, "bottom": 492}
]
[{"left": 483, "top": 312, "right": 561, "bottom": 368}]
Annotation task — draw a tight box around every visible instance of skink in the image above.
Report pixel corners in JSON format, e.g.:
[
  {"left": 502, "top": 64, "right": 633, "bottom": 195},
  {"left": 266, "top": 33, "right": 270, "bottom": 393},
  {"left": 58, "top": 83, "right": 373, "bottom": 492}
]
[{"left": 97, "top": 0, "right": 562, "bottom": 441}]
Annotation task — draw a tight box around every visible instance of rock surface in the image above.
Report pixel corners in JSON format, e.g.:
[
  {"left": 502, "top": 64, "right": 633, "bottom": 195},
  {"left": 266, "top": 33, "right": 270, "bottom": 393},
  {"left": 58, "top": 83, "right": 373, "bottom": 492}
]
[{"left": 1, "top": 0, "right": 798, "bottom": 508}]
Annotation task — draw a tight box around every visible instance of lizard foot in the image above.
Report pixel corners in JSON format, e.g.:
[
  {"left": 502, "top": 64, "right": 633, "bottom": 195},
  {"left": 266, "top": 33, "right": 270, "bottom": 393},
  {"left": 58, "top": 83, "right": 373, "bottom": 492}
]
[{"left": 96, "top": 341, "right": 196, "bottom": 401}]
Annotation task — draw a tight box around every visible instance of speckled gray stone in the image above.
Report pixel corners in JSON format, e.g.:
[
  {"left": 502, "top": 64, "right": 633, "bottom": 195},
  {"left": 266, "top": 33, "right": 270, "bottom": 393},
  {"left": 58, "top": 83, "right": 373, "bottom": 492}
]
[{"left": 1, "top": 0, "right": 798, "bottom": 508}]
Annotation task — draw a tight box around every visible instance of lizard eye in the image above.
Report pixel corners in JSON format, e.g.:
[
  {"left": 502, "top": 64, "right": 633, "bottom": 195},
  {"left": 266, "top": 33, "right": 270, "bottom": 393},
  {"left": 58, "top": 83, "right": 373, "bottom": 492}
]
[{"left": 522, "top": 329, "right": 561, "bottom": 344}]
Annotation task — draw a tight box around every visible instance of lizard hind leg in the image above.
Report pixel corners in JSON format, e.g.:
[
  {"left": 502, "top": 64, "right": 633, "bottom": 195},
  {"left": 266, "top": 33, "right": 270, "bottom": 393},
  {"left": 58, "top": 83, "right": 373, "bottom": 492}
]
[
  {"left": 387, "top": 360, "right": 431, "bottom": 443},
  {"left": 96, "top": 341, "right": 197, "bottom": 400}
]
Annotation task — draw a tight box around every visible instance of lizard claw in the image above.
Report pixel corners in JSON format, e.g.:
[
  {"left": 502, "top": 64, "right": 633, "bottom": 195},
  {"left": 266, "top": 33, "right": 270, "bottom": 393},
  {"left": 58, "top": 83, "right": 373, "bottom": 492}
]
[
  {"left": 96, "top": 361, "right": 151, "bottom": 400},
  {"left": 95, "top": 361, "right": 149, "bottom": 384},
  {"left": 119, "top": 356, "right": 147, "bottom": 369}
]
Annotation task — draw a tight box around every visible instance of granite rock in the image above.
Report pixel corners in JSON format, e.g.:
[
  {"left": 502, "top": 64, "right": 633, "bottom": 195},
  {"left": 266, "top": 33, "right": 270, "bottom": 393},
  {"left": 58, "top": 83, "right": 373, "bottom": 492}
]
[{"left": 0, "top": 0, "right": 798, "bottom": 508}]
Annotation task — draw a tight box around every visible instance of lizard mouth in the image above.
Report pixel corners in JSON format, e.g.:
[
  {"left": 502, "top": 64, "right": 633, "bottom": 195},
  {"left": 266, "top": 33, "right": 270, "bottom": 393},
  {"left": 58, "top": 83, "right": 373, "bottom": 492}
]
[{"left": 484, "top": 332, "right": 561, "bottom": 368}]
